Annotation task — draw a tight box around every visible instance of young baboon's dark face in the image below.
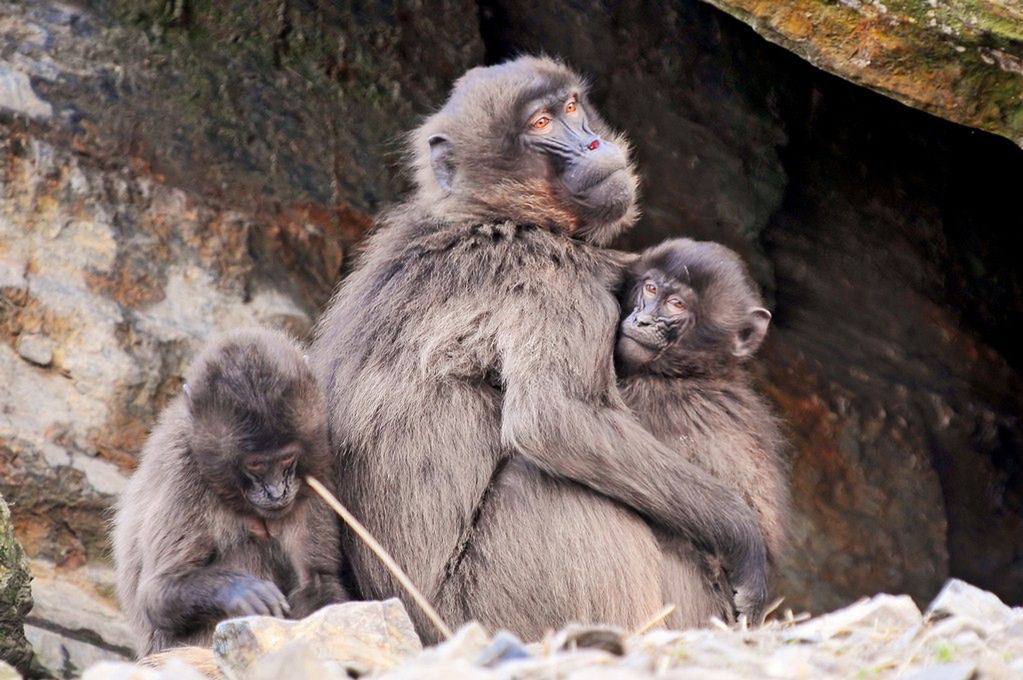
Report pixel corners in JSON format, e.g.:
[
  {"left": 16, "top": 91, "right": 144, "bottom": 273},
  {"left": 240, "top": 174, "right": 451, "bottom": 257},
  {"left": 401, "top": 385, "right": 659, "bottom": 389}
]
[
  {"left": 236, "top": 440, "right": 302, "bottom": 515},
  {"left": 414, "top": 56, "right": 639, "bottom": 245},
  {"left": 185, "top": 331, "right": 331, "bottom": 518},
  {"left": 616, "top": 239, "right": 771, "bottom": 377},
  {"left": 191, "top": 413, "right": 317, "bottom": 518},
  {"left": 617, "top": 269, "right": 698, "bottom": 369}
]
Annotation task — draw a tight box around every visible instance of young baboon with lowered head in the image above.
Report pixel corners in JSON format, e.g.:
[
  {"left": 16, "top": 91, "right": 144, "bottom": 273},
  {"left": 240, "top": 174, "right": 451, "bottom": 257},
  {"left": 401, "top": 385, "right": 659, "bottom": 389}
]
[
  {"left": 113, "top": 328, "right": 347, "bottom": 656},
  {"left": 311, "top": 56, "right": 769, "bottom": 640},
  {"left": 616, "top": 238, "right": 790, "bottom": 627}
]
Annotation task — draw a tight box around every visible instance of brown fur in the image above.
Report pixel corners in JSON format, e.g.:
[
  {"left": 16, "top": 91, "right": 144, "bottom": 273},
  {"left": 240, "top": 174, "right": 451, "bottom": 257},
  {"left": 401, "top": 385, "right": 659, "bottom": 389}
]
[
  {"left": 311, "top": 57, "right": 768, "bottom": 641},
  {"left": 112, "top": 328, "right": 347, "bottom": 656}
]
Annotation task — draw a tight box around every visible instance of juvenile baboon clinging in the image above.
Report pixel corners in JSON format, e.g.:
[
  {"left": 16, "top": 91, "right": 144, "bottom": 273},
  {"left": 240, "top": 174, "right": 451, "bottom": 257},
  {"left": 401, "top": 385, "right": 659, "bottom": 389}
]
[
  {"left": 616, "top": 238, "right": 791, "bottom": 627},
  {"left": 113, "top": 328, "right": 347, "bottom": 656},
  {"left": 310, "top": 56, "right": 769, "bottom": 640}
]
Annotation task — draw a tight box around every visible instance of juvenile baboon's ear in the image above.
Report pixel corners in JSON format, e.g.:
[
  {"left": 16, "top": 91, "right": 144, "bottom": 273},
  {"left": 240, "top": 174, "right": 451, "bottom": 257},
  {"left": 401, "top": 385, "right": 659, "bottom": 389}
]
[
  {"left": 428, "top": 134, "right": 456, "bottom": 194},
  {"left": 733, "top": 308, "right": 771, "bottom": 358}
]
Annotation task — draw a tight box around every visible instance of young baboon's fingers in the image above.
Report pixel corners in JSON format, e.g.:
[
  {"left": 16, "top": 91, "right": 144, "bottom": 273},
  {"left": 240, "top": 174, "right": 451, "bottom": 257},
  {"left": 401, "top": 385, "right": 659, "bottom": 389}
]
[
  {"left": 242, "top": 589, "right": 272, "bottom": 616},
  {"left": 254, "top": 580, "right": 289, "bottom": 618},
  {"left": 227, "top": 596, "right": 257, "bottom": 617}
]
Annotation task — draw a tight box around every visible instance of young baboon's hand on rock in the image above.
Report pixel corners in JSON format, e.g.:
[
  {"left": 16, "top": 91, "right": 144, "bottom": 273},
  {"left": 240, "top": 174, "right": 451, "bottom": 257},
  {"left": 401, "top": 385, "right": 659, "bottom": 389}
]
[{"left": 217, "top": 574, "right": 291, "bottom": 619}]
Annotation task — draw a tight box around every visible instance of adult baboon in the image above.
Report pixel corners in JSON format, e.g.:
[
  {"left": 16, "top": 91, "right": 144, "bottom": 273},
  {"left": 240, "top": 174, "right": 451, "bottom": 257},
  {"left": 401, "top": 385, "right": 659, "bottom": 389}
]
[
  {"left": 311, "top": 57, "right": 768, "bottom": 641},
  {"left": 616, "top": 238, "right": 790, "bottom": 627},
  {"left": 113, "top": 328, "right": 347, "bottom": 655}
]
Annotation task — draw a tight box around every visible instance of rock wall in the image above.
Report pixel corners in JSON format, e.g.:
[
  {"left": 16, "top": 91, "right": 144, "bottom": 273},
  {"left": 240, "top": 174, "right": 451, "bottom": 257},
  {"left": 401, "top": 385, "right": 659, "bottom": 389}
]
[{"left": 1, "top": 0, "right": 1022, "bottom": 663}]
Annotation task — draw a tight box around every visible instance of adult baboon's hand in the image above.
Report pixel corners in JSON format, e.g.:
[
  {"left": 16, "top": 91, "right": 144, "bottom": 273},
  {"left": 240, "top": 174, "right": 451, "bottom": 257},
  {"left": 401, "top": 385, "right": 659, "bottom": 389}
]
[
  {"left": 731, "top": 554, "right": 768, "bottom": 624},
  {"left": 216, "top": 574, "right": 291, "bottom": 619}
]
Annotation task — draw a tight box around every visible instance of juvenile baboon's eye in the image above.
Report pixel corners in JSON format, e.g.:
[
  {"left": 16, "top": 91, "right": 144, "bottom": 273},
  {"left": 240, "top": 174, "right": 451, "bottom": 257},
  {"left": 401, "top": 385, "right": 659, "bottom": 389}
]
[
  {"left": 245, "top": 460, "right": 268, "bottom": 476},
  {"left": 280, "top": 454, "right": 296, "bottom": 469},
  {"left": 530, "top": 114, "right": 552, "bottom": 130},
  {"left": 667, "top": 298, "right": 687, "bottom": 314},
  {"left": 565, "top": 98, "right": 577, "bottom": 114},
  {"left": 643, "top": 281, "right": 657, "bottom": 296}
]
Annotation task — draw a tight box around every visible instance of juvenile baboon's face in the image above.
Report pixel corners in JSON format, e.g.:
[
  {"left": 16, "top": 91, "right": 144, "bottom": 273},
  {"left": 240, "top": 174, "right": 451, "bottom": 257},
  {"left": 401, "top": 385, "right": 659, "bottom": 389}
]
[
  {"left": 190, "top": 417, "right": 311, "bottom": 518},
  {"left": 617, "top": 268, "right": 698, "bottom": 369},
  {"left": 184, "top": 333, "right": 331, "bottom": 518},
  {"left": 415, "top": 57, "right": 639, "bottom": 245},
  {"left": 236, "top": 440, "right": 302, "bottom": 515},
  {"left": 616, "top": 239, "right": 772, "bottom": 376}
]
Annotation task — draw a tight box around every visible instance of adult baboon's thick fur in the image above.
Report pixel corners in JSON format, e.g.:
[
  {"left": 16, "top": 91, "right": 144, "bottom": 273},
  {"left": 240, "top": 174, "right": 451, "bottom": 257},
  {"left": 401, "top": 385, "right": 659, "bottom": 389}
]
[
  {"left": 616, "top": 239, "right": 790, "bottom": 627},
  {"left": 311, "top": 57, "right": 769, "bottom": 641},
  {"left": 113, "top": 328, "right": 347, "bottom": 655}
]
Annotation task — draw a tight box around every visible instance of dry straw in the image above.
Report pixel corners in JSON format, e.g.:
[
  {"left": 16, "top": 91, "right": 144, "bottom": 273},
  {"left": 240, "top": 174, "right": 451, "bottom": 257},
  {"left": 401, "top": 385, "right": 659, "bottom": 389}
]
[{"left": 305, "top": 475, "right": 454, "bottom": 640}]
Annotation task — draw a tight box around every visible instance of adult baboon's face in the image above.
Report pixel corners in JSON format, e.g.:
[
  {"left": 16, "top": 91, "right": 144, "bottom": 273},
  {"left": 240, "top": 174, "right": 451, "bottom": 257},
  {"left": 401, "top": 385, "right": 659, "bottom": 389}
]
[
  {"left": 517, "top": 88, "right": 634, "bottom": 225},
  {"left": 413, "top": 57, "right": 639, "bottom": 245}
]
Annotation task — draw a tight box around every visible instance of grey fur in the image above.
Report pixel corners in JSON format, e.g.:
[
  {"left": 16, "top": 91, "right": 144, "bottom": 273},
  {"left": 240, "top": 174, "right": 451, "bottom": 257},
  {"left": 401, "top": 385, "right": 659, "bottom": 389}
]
[
  {"left": 310, "top": 57, "right": 768, "bottom": 641},
  {"left": 112, "top": 328, "right": 347, "bottom": 656},
  {"left": 616, "top": 238, "right": 791, "bottom": 627}
]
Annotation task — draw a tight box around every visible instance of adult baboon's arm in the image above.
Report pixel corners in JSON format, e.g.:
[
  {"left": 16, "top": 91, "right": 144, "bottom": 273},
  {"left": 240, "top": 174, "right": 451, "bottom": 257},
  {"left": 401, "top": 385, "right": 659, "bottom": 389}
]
[{"left": 496, "top": 301, "right": 768, "bottom": 617}]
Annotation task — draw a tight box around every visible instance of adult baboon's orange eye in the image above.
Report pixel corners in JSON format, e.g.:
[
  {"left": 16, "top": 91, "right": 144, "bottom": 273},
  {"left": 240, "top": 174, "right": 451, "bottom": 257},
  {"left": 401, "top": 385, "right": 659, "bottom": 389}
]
[
  {"left": 565, "top": 98, "right": 577, "bottom": 114},
  {"left": 531, "top": 115, "right": 552, "bottom": 130},
  {"left": 643, "top": 281, "right": 657, "bottom": 296}
]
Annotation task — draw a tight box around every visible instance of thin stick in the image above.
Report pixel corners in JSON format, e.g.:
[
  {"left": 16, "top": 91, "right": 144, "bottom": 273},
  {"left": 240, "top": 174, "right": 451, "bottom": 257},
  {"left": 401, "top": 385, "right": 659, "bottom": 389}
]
[
  {"left": 761, "top": 596, "right": 785, "bottom": 624},
  {"left": 305, "top": 475, "right": 454, "bottom": 640},
  {"left": 633, "top": 604, "right": 676, "bottom": 635}
]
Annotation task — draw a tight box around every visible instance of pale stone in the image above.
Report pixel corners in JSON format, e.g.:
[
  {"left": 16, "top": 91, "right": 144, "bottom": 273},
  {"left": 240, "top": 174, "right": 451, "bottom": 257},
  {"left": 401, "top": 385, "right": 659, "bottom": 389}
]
[
  {"left": 213, "top": 599, "right": 421, "bottom": 679},
  {"left": 927, "top": 578, "right": 1013, "bottom": 623},
  {"left": 786, "top": 594, "right": 922, "bottom": 642},
  {"left": 0, "top": 62, "right": 52, "bottom": 120},
  {"left": 25, "top": 565, "right": 134, "bottom": 676},
  {"left": 69, "top": 454, "right": 129, "bottom": 497},
  {"left": 15, "top": 333, "right": 54, "bottom": 367},
  {"left": 411, "top": 622, "right": 490, "bottom": 663},
  {"left": 0, "top": 661, "right": 21, "bottom": 680},
  {"left": 81, "top": 660, "right": 208, "bottom": 680},
  {"left": 903, "top": 662, "right": 977, "bottom": 680}
]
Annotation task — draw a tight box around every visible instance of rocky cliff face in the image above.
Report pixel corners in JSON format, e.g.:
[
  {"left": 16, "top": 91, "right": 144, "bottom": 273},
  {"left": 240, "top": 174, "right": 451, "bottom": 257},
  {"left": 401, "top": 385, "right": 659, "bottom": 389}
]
[{"left": 1, "top": 0, "right": 1022, "bottom": 670}]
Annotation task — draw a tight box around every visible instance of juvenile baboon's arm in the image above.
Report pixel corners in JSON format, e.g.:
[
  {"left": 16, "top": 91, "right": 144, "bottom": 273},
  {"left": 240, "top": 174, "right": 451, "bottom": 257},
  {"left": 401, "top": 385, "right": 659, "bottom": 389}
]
[
  {"left": 139, "top": 513, "right": 289, "bottom": 634},
  {"left": 286, "top": 499, "right": 350, "bottom": 618}
]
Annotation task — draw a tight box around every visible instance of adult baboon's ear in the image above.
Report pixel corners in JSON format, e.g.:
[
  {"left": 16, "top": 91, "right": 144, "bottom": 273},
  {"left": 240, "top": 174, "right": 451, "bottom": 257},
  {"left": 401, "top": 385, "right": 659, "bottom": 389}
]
[
  {"left": 733, "top": 308, "right": 771, "bottom": 358},
  {"left": 428, "top": 134, "right": 456, "bottom": 194}
]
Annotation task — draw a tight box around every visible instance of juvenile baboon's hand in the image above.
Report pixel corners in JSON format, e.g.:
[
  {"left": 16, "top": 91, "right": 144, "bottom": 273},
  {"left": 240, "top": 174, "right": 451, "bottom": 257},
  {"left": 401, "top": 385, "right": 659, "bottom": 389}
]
[{"left": 215, "top": 574, "right": 291, "bottom": 619}]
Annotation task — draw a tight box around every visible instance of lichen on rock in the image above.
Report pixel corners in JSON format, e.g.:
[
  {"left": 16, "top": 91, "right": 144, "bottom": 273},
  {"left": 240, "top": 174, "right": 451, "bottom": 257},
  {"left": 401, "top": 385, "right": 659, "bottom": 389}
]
[
  {"left": 700, "top": 0, "right": 1023, "bottom": 146},
  {"left": 0, "top": 494, "right": 35, "bottom": 676}
]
